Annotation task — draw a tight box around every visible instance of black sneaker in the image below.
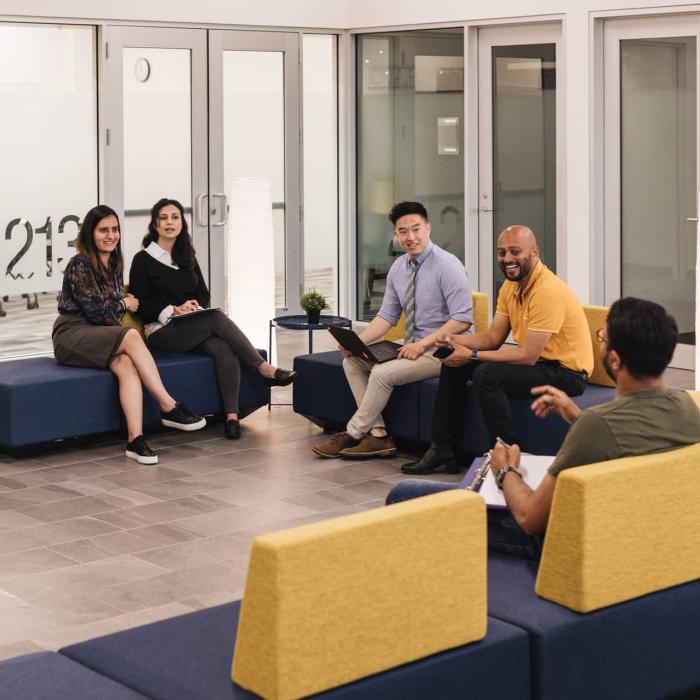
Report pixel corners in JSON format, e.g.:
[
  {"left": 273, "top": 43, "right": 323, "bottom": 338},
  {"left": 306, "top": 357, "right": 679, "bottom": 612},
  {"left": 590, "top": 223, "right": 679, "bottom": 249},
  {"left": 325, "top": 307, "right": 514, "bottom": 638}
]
[
  {"left": 125, "top": 435, "right": 158, "bottom": 465},
  {"left": 161, "top": 402, "right": 207, "bottom": 431}
]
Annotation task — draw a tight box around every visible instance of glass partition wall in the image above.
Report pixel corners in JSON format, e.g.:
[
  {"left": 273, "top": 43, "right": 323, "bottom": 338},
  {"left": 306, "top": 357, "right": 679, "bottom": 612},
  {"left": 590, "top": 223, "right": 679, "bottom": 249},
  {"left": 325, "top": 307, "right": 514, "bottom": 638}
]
[
  {"left": 604, "top": 17, "right": 699, "bottom": 369},
  {"left": 0, "top": 23, "right": 97, "bottom": 359},
  {"left": 621, "top": 38, "right": 696, "bottom": 347},
  {"left": 356, "top": 29, "right": 465, "bottom": 319}
]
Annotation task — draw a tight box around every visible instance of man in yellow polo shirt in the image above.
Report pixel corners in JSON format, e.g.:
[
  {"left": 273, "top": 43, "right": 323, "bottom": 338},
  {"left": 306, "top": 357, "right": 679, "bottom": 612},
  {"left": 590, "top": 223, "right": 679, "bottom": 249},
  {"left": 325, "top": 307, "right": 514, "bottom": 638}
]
[{"left": 403, "top": 225, "right": 593, "bottom": 475}]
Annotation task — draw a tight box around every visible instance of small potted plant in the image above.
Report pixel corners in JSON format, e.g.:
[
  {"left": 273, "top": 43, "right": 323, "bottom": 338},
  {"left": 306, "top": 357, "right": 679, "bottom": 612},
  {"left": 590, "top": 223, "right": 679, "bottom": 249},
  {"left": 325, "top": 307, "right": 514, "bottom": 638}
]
[{"left": 300, "top": 288, "right": 328, "bottom": 325}]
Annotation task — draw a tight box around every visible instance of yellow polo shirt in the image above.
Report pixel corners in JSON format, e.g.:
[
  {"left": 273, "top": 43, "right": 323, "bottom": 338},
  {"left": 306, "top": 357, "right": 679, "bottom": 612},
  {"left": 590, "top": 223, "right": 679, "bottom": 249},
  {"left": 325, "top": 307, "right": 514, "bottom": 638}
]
[{"left": 495, "top": 261, "right": 593, "bottom": 375}]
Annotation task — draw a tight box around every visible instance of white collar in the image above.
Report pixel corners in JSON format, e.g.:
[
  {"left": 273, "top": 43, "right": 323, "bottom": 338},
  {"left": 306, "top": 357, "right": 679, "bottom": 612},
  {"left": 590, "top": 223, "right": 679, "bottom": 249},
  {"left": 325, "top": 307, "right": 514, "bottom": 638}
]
[{"left": 145, "top": 241, "right": 178, "bottom": 270}]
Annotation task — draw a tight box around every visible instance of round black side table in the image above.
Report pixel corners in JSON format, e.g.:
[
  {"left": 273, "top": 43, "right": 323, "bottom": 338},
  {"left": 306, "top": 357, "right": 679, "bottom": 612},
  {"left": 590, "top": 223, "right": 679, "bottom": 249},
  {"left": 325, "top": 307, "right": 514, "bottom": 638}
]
[{"left": 269, "top": 314, "right": 352, "bottom": 360}]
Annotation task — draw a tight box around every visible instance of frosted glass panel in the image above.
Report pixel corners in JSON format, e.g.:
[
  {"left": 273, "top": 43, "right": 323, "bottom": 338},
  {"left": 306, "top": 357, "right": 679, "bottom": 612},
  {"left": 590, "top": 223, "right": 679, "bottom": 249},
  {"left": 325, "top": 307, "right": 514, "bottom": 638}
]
[
  {"left": 223, "top": 51, "right": 285, "bottom": 307},
  {"left": 123, "top": 48, "right": 192, "bottom": 272},
  {"left": 303, "top": 35, "right": 337, "bottom": 314},
  {"left": 0, "top": 23, "right": 97, "bottom": 359},
  {"left": 621, "top": 37, "right": 696, "bottom": 345},
  {"left": 492, "top": 44, "right": 556, "bottom": 304}
]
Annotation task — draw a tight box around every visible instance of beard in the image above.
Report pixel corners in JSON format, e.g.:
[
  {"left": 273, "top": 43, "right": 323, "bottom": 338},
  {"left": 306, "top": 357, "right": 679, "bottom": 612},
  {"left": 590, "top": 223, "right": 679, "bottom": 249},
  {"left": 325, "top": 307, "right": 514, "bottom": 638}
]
[
  {"left": 500, "top": 257, "right": 534, "bottom": 282},
  {"left": 602, "top": 351, "right": 617, "bottom": 382}
]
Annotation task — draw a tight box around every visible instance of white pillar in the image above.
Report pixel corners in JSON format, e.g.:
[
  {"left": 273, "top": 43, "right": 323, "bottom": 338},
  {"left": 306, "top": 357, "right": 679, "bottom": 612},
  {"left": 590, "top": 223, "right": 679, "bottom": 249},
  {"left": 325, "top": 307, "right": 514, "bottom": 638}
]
[{"left": 226, "top": 177, "right": 276, "bottom": 351}]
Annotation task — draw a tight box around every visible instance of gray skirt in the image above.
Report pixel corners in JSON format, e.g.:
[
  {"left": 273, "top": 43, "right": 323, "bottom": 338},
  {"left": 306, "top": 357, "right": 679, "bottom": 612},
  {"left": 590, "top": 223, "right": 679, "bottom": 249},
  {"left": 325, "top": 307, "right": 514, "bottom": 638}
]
[{"left": 52, "top": 314, "right": 129, "bottom": 369}]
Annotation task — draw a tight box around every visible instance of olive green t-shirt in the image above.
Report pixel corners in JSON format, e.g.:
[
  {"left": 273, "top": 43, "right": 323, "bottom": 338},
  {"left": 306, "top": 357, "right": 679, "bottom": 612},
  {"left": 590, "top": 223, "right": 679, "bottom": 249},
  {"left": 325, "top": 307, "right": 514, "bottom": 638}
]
[{"left": 548, "top": 388, "right": 700, "bottom": 476}]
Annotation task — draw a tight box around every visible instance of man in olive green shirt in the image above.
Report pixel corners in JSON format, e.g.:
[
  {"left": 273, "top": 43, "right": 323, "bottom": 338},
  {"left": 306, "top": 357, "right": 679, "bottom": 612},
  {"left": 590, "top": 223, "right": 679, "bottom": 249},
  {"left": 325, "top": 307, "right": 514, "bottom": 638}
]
[
  {"left": 387, "top": 297, "right": 700, "bottom": 560},
  {"left": 490, "top": 297, "right": 700, "bottom": 536}
]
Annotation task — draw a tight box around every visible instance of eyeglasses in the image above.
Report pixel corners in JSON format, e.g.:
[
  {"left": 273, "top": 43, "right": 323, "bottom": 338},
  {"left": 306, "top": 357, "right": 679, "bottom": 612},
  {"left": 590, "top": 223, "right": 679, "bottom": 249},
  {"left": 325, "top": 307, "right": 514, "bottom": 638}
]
[{"left": 595, "top": 328, "right": 608, "bottom": 344}]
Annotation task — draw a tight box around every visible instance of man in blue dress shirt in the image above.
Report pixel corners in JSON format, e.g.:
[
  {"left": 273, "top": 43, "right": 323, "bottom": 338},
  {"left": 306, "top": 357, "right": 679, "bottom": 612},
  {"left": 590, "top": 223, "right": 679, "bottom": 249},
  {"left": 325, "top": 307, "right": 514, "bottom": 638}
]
[{"left": 313, "top": 201, "right": 473, "bottom": 459}]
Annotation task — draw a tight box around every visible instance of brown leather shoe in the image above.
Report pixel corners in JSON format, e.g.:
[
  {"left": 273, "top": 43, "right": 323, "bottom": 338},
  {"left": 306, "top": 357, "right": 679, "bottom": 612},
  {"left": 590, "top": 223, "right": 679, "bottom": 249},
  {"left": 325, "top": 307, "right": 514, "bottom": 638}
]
[
  {"left": 339, "top": 434, "right": 398, "bottom": 458},
  {"left": 312, "top": 431, "right": 359, "bottom": 458}
]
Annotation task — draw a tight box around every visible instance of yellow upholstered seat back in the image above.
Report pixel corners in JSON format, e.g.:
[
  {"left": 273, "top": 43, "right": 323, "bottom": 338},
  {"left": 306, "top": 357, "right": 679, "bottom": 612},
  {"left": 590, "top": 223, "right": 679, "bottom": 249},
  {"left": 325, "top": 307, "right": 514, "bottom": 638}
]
[
  {"left": 536, "top": 436, "right": 700, "bottom": 613},
  {"left": 582, "top": 304, "right": 614, "bottom": 387},
  {"left": 384, "top": 290, "right": 489, "bottom": 341},
  {"left": 232, "top": 490, "right": 487, "bottom": 700},
  {"left": 120, "top": 284, "right": 146, "bottom": 338}
]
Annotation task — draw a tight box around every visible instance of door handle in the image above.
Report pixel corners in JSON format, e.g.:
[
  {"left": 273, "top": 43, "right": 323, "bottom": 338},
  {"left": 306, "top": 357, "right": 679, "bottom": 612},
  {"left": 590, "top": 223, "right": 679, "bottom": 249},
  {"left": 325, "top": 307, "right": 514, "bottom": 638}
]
[
  {"left": 211, "top": 193, "right": 229, "bottom": 227},
  {"left": 687, "top": 217, "right": 698, "bottom": 222},
  {"left": 195, "top": 193, "right": 208, "bottom": 227}
]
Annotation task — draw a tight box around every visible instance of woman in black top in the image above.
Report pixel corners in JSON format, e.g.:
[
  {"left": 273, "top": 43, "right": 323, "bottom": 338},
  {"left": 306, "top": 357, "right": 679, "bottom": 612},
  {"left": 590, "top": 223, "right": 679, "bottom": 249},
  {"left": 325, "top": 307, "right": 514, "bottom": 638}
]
[
  {"left": 129, "top": 198, "right": 295, "bottom": 439},
  {"left": 53, "top": 205, "right": 206, "bottom": 464}
]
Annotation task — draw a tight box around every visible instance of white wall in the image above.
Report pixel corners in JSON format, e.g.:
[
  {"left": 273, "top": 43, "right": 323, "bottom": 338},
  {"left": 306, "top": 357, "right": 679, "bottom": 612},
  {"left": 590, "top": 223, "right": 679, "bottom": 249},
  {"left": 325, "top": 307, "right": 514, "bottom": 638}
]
[{"left": 0, "top": 0, "right": 348, "bottom": 28}]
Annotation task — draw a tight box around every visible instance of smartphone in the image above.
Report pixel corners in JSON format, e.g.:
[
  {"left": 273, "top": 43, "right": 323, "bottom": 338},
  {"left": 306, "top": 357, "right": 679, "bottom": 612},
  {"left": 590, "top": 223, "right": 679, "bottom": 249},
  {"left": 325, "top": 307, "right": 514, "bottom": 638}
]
[{"left": 432, "top": 346, "right": 454, "bottom": 359}]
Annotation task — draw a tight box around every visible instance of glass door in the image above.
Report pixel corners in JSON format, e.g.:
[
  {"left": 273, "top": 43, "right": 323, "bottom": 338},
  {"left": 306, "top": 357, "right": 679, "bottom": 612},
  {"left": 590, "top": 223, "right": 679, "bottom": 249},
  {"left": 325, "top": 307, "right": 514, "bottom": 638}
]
[
  {"left": 477, "top": 24, "right": 562, "bottom": 309},
  {"left": 356, "top": 29, "right": 465, "bottom": 320},
  {"left": 102, "top": 27, "right": 208, "bottom": 280},
  {"left": 208, "top": 31, "right": 301, "bottom": 314},
  {"left": 604, "top": 17, "right": 699, "bottom": 370}
]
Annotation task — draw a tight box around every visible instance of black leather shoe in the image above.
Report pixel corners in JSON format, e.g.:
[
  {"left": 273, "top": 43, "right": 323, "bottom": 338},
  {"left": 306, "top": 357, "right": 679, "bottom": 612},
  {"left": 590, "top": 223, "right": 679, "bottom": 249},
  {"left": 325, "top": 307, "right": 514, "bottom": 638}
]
[
  {"left": 266, "top": 368, "right": 297, "bottom": 387},
  {"left": 224, "top": 419, "right": 241, "bottom": 440},
  {"left": 401, "top": 445, "right": 459, "bottom": 475}
]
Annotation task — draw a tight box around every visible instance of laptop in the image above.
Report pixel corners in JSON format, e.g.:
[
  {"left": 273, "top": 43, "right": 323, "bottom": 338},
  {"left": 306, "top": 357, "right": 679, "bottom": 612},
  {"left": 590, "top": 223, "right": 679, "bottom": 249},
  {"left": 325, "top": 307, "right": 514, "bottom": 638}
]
[{"left": 326, "top": 325, "right": 401, "bottom": 363}]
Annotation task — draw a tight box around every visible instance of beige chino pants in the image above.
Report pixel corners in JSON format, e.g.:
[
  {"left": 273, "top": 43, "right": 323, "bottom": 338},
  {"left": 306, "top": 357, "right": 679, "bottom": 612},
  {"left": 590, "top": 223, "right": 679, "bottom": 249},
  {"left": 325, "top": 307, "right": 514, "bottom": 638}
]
[{"left": 343, "top": 352, "right": 442, "bottom": 439}]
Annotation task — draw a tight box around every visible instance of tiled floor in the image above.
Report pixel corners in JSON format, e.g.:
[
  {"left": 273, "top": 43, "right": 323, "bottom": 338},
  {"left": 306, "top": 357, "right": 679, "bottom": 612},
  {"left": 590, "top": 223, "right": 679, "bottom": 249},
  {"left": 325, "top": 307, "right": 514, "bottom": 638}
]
[
  {"left": 0, "top": 316, "right": 694, "bottom": 661},
  {"left": 0, "top": 408, "right": 456, "bottom": 659}
]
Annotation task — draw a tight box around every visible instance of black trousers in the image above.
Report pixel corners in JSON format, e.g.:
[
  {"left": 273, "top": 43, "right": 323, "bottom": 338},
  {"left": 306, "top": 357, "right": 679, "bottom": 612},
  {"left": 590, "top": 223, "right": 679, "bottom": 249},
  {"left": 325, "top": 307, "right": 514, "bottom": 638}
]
[
  {"left": 431, "top": 360, "right": 586, "bottom": 447},
  {"left": 148, "top": 310, "right": 264, "bottom": 414}
]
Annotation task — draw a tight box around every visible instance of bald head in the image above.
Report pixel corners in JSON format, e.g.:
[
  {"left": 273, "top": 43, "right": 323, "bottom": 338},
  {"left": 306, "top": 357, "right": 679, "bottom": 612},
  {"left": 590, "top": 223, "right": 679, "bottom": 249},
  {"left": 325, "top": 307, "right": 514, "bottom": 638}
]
[
  {"left": 497, "top": 225, "right": 540, "bottom": 284},
  {"left": 498, "top": 225, "right": 537, "bottom": 249}
]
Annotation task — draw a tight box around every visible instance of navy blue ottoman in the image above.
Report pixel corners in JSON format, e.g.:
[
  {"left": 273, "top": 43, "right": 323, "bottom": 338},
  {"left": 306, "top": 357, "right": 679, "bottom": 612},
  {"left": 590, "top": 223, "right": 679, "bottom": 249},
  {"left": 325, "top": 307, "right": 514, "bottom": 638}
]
[
  {"left": 487, "top": 553, "right": 700, "bottom": 700},
  {"left": 143, "top": 350, "right": 270, "bottom": 425},
  {"left": 293, "top": 351, "right": 422, "bottom": 441},
  {"left": 0, "top": 652, "right": 147, "bottom": 699},
  {"left": 417, "top": 379, "right": 616, "bottom": 455},
  {"left": 0, "top": 351, "right": 270, "bottom": 451},
  {"left": 0, "top": 358, "right": 122, "bottom": 449},
  {"left": 292, "top": 350, "right": 615, "bottom": 455},
  {"left": 61, "top": 600, "right": 531, "bottom": 700}
]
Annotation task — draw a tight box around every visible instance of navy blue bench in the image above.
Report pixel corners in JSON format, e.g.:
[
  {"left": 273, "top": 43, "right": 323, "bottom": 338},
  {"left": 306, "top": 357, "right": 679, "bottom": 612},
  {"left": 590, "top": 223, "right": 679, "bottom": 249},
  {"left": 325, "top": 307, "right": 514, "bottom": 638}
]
[
  {"left": 0, "top": 350, "right": 270, "bottom": 453},
  {"left": 58, "top": 601, "right": 530, "bottom": 700},
  {"left": 0, "top": 651, "right": 147, "bottom": 700},
  {"left": 487, "top": 553, "right": 700, "bottom": 700},
  {"left": 293, "top": 350, "right": 615, "bottom": 456}
]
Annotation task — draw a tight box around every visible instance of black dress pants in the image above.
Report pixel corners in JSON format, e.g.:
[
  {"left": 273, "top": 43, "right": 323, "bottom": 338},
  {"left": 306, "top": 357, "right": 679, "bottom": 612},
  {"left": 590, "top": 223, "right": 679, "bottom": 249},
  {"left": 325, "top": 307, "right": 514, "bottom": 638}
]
[
  {"left": 431, "top": 360, "right": 586, "bottom": 447},
  {"left": 148, "top": 310, "right": 264, "bottom": 414}
]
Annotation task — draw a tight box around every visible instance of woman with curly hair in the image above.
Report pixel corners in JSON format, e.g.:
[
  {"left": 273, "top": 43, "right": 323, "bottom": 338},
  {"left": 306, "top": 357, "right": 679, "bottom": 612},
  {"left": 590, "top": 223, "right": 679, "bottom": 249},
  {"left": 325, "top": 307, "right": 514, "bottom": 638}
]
[
  {"left": 53, "top": 205, "right": 206, "bottom": 464},
  {"left": 128, "top": 198, "right": 295, "bottom": 440}
]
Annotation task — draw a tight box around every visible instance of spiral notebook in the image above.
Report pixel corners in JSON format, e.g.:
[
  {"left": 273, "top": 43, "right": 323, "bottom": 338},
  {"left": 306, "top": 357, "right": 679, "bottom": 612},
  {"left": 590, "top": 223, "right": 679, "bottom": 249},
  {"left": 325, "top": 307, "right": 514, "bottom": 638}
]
[{"left": 462, "top": 454, "right": 555, "bottom": 508}]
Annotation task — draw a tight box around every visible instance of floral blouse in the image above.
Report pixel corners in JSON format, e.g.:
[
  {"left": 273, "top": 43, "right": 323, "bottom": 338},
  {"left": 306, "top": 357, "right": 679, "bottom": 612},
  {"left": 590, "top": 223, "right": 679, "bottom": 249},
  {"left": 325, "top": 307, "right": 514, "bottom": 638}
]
[{"left": 58, "top": 254, "right": 125, "bottom": 325}]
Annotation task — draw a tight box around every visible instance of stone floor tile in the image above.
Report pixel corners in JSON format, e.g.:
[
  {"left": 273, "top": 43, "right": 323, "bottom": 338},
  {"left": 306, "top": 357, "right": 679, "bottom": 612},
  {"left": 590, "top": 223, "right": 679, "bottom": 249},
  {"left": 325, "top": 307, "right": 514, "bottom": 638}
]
[
  {"left": 16, "top": 495, "right": 125, "bottom": 523},
  {"left": 0, "top": 556, "right": 169, "bottom": 606},
  {"left": 0, "top": 547, "right": 79, "bottom": 580},
  {"left": 47, "top": 530, "right": 167, "bottom": 563},
  {"left": 133, "top": 531, "right": 251, "bottom": 571},
  {"left": 174, "top": 500, "right": 319, "bottom": 537},
  {"left": 99, "top": 563, "right": 244, "bottom": 613}
]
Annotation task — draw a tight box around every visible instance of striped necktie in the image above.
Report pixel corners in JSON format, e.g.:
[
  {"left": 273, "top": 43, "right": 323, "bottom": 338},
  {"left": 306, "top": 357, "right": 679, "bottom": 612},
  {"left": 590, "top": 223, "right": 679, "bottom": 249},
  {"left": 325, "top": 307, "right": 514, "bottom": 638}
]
[{"left": 404, "top": 258, "right": 418, "bottom": 344}]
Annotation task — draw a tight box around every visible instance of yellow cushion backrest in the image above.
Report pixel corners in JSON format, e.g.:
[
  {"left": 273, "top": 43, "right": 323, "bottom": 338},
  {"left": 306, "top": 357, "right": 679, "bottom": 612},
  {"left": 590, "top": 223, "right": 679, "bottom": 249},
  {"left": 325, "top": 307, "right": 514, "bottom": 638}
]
[
  {"left": 119, "top": 311, "right": 145, "bottom": 339},
  {"left": 120, "top": 284, "right": 145, "bottom": 338},
  {"left": 232, "top": 490, "right": 487, "bottom": 700},
  {"left": 383, "top": 290, "right": 489, "bottom": 342},
  {"left": 536, "top": 439, "right": 700, "bottom": 613},
  {"left": 582, "top": 304, "right": 614, "bottom": 387}
]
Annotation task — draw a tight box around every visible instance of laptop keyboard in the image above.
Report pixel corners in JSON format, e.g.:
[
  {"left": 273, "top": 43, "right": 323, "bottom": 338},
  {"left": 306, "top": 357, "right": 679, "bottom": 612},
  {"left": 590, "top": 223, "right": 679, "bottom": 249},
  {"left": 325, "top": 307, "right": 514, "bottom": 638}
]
[{"left": 370, "top": 342, "right": 400, "bottom": 362}]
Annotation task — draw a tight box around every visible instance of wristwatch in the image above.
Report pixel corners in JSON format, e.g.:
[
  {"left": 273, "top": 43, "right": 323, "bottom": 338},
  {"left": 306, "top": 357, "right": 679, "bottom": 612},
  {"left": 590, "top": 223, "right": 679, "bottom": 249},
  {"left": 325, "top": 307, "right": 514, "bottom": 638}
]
[
  {"left": 496, "top": 466, "right": 522, "bottom": 490},
  {"left": 471, "top": 350, "right": 478, "bottom": 362}
]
